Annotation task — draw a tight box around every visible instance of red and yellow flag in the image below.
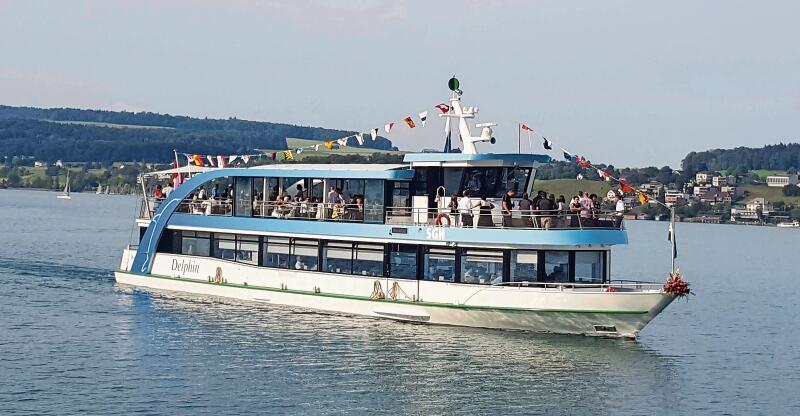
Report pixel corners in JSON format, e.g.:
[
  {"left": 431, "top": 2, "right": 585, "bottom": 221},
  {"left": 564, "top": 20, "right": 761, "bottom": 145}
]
[
  {"left": 638, "top": 192, "right": 650, "bottom": 204},
  {"left": 619, "top": 180, "right": 635, "bottom": 194},
  {"left": 192, "top": 154, "right": 204, "bottom": 166},
  {"left": 403, "top": 117, "right": 416, "bottom": 128}
]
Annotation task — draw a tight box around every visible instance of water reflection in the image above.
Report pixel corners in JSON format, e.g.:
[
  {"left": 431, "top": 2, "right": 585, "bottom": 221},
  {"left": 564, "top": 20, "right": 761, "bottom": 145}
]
[{"left": 120, "top": 287, "right": 681, "bottom": 415}]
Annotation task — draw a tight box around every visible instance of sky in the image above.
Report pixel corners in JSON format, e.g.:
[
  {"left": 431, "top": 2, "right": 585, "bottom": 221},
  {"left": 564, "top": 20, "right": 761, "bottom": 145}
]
[{"left": 1, "top": 0, "right": 798, "bottom": 168}]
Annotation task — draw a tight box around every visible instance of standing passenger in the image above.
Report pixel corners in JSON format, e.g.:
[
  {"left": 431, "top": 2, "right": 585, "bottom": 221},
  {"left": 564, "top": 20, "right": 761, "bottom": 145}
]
[{"left": 501, "top": 189, "right": 515, "bottom": 227}]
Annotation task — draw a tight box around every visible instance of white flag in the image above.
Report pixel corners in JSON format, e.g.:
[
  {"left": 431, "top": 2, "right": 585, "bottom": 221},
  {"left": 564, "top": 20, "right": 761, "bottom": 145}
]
[
  {"left": 207, "top": 155, "right": 216, "bottom": 166},
  {"left": 242, "top": 155, "right": 250, "bottom": 164},
  {"left": 314, "top": 144, "right": 320, "bottom": 151},
  {"left": 384, "top": 122, "right": 395, "bottom": 133},
  {"left": 228, "top": 155, "right": 238, "bottom": 165},
  {"left": 355, "top": 132, "right": 364, "bottom": 145},
  {"left": 296, "top": 148, "right": 303, "bottom": 154},
  {"left": 419, "top": 111, "right": 428, "bottom": 127},
  {"left": 337, "top": 137, "right": 348, "bottom": 147},
  {"left": 370, "top": 128, "right": 378, "bottom": 141}
]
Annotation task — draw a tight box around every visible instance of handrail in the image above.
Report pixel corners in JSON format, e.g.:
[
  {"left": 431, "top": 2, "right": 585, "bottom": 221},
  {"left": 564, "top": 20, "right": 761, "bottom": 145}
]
[
  {"left": 136, "top": 196, "right": 625, "bottom": 230},
  {"left": 492, "top": 280, "right": 662, "bottom": 290}
]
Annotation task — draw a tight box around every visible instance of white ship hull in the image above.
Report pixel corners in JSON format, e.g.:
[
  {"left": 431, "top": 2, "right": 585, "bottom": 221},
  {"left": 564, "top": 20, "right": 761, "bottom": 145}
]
[{"left": 116, "top": 249, "right": 674, "bottom": 338}]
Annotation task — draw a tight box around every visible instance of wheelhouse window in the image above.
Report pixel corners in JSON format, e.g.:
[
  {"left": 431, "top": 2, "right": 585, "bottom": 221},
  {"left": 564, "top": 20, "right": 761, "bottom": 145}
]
[
  {"left": 423, "top": 248, "right": 456, "bottom": 282},
  {"left": 181, "top": 231, "right": 210, "bottom": 256},
  {"left": 353, "top": 243, "right": 384, "bottom": 277},
  {"left": 213, "top": 233, "right": 237, "bottom": 261},
  {"left": 543, "top": 251, "right": 570, "bottom": 282},
  {"left": 262, "top": 237, "right": 290, "bottom": 269},
  {"left": 461, "top": 250, "right": 504, "bottom": 285},
  {"left": 575, "top": 251, "right": 605, "bottom": 283},
  {"left": 236, "top": 234, "right": 259, "bottom": 265},
  {"left": 389, "top": 244, "right": 417, "bottom": 279},
  {"left": 323, "top": 242, "right": 353, "bottom": 274},
  {"left": 291, "top": 239, "right": 319, "bottom": 271},
  {"left": 234, "top": 177, "right": 253, "bottom": 217},
  {"left": 511, "top": 250, "right": 538, "bottom": 282},
  {"left": 364, "top": 179, "right": 384, "bottom": 223},
  {"left": 499, "top": 167, "right": 532, "bottom": 197}
]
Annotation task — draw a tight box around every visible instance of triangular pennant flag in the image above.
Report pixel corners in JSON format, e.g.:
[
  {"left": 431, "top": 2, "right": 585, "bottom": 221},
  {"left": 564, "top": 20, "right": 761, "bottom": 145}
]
[
  {"left": 228, "top": 155, "right": 238, "bottom": 165},
  {"left": 403, "top": 116, "right": 416, "bottom": 128},
  {"left": 668, "top": 221, "right": 677, "bottom": 259},
  {"left": 283, "top": 150, "right": 293, "bottom": 161},
  {"left": 185, "top": 154, "right": 193, "bottom": 166},
  {"left": 242, "top": 155, "right": 250, "bottom": 164},
  {"left": 619, "top": 180, "right": 635, "bottom": 194},
  {"left": 324, "top": 140, "right": 334, "bottom": 150},
  {"left": 355, "top": 133, "right": 364, "bottom": 145},
  {"left": 206, "top": 155, "right": 216, "bottom": 167},
  {"left": 217, "top": 155, "right": 227, "bottom": 168},
  {"left": 370, "top": 128, "right": 378, "bottom": 141},
  {"left": 419, "top": 111, "right": 428, "bottom": 126},
  {"left": 520, "top": 123, "right": 534, "bottom": 132},
  {"left": 597, "top": 168, "right": 607, "bottom": 178},
  {"left": 638, "top": 192, "right": 650, "bottom": 205},
  {"left": 579, "top": 157, "right": 590, "bottom": 168},
  {"left": 542, "top": 137, "right": 552, "bottom": 150},
  {"left": 314, "top": 144, "right": 320, "bottom": 151},
  {"left": 384, "top": 122, "right": 395, "bottom": 133},
  {"left": 435, "top": 103, "right": 450, "bottom": 113},
  {"left": 561, "top": 149, "right": 572, "bottom": 161},
  {"left": 337, "top": 137, "right": 348, "bottom": 147},
  {"left": 192, "top": 154, "right": 204, "bottom": 167},
  {"left": 296, "top": 148, "right": 303, "bottom": 154}
]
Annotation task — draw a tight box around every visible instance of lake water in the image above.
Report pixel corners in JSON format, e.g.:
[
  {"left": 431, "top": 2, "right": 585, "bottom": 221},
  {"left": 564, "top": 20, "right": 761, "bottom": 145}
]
[{"left": 1, "top": 189, "right": 798, "bottom": 415}]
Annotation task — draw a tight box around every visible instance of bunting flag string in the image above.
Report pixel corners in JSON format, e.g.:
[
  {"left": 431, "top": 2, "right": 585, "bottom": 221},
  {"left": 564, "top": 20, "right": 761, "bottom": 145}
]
[{"left": 176, "top": 100, "right": 468, "bottom": 169}]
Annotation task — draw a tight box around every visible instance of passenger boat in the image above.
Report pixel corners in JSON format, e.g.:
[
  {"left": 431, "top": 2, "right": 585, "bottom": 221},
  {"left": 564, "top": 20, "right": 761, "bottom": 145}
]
[
  {"left": 776, "top": 220, "right": 799, "bottom": 228},
  {"left": 115, "top": 83, "right": 678, "bottom": 338}
]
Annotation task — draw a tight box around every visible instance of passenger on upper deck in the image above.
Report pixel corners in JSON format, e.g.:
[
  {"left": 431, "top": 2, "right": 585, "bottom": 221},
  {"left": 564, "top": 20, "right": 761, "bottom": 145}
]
[
  {"left": 154, "top": 184, "right": 164, "bottom": 200},
  {"left": 457, "top": 190, "right": 479, "bottom": 227},
  {"left": 501, "top": 189, "right": 515, "bottom": 227},
  {"left": 477, "top": 197, "right": 494, "bottom": 227},
  {"left": 537, "top": 193, "right": 555, "bottom": 229},
  {"left": 518, "top": 193, "right": 533, "bottom": 227}
]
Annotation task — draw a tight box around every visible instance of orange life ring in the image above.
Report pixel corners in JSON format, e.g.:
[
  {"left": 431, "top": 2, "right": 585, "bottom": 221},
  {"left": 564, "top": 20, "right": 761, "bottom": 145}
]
[{"left": 435, "top": 213, "right": 451, "bottom": 226}]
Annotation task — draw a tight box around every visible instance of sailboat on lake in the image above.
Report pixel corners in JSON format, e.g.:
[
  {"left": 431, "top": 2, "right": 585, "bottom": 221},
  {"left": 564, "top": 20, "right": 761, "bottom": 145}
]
[{"left": 57, "top": 171, "right": 72, "bottom": 200}]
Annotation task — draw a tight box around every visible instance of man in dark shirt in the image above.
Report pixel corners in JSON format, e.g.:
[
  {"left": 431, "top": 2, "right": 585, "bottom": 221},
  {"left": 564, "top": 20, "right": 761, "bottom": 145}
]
[
  {"left": 537, "top": 192, "right": 554, "bottom": 229},
  {"left": 518, "top": 193, "right": 532, "bottom": 227},
  {"left": 501, "top": 189, "right": 515, "bottom": 227}
]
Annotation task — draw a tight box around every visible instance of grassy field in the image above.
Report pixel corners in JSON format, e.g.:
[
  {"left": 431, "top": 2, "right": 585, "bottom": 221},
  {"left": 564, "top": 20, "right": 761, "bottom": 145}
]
[
  {"left": 262, "top": 138, "right": 405, "bottom": 161},
  {"left": 740, "top": 184, "right": 800, "bottom": 205},
  {"left": 748, "top": 169, "right": 787, "bottom": 179},
  {"left": 533, "top": 178, "right": 616, "bottom": 199}
]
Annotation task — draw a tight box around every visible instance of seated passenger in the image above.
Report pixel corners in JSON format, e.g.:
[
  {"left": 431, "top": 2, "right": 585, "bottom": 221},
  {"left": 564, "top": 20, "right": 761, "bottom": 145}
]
[{"left": 548, "top": 265, "right": 566, "bottom": 282}]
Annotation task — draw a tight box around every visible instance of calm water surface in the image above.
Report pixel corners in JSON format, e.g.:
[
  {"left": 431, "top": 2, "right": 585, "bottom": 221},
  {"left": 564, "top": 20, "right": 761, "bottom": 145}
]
[{"left": 1, "top": 189, "right": 798, "bottom": 415}]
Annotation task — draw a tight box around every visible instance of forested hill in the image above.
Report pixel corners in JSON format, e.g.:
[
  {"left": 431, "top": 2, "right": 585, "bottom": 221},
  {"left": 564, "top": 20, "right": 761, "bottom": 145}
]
[
  {"left": 681, "top": 143, "right": 800, "bottom": 176},
  {"left": 0, "top": 105, "right": 395, "bottom": 163}
]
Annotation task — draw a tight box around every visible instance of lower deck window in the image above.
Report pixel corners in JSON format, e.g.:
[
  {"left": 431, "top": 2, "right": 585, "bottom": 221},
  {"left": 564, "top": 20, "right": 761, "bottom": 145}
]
[
  {"left": 181, "top": 231, "right": 210, "bottom": 256},
  {"left": 424, "top": 248, "right": 456, "bottom": 282},
  {"left": 263, "top": 237, "right": 290, "bottom": 268},
  {"left": 213, "top": 233, "right": 237, "bottom": 261},
  {"left": 291, "top": 239, "right": 319, "bottom": 271},
  {"left": 236, "top": 235, "right": 259, "bottom": 265},
  {"left": 353, "top": 244, "right": 384, "bottom": 277},
  {"left": 389, "top": 244, "right": 417, "bottom": 279},
  {"left": 461, "top": 250, "right": 504, "bottom": 285},
  {"left": 323, "top": 242, "right": 353, "bottom": 274},
  {"left": 543, "top": 251, "right": 570, "bottom": 282},
  {"left": 575, "top": 251, "right": 605, "bottom": 283},
  {"left": 511, "top": 251, "right": 538, "bottom": 282}
]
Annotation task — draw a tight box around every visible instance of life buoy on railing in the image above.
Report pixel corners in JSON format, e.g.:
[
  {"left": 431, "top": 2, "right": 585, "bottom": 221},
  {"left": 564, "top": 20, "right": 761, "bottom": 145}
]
[{"left": 435, "top": 213, "right": 451, "bottom": 227}]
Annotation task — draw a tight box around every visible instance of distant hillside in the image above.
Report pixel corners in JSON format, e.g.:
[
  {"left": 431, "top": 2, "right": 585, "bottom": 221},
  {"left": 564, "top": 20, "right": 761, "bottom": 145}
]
[
  {"left": 0, "top": 105, "right": 395, "bottom": 163},
  {"left": 681, "top": 143, "right": 800, "bottom": 176}
]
